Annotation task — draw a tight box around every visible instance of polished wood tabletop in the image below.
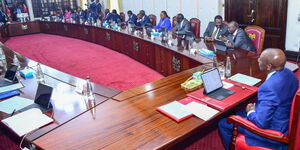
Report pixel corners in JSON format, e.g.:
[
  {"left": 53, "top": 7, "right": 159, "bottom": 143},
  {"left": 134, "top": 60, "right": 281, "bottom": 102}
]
[{"left": 1, "top": 21, "right": 267, "bottom": 149}]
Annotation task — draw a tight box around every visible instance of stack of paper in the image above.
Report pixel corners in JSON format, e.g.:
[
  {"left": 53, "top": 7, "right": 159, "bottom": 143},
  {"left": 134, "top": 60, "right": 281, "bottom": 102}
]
[
  {"left": 181, "top": 102, "right": 219, "bottom": 121},
  {"left": 1, "top": 108, "right": 53, "bottom": 136},
  {"left": 229, "top": 73, "right": 261, "bottom": 86},
  {"left": 157, "top": 101, "right": 193, "bottom": 122},
  {"left": 0, "top": 96, "right": 34, "bottom": 114},
  {"left": 0, "top": 83, "right": 24, "bottom": 93}
]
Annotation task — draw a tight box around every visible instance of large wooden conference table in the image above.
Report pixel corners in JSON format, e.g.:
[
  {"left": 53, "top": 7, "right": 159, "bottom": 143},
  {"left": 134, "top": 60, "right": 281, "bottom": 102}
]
[{"left": 0, "top": 21, "right": 266, "bottom": 149}]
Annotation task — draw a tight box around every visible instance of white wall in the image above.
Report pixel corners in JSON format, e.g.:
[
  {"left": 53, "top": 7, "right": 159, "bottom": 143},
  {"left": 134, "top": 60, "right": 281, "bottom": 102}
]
[
  {"left": 122, "top": 0, "right": 224, "bottom": 36},
  {"left": 285, "top": 0, "right": 300, "bottom": 52}
]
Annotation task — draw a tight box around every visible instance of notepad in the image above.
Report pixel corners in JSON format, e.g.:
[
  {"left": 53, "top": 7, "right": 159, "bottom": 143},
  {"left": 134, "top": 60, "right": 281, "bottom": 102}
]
[
  {"left": 0, "top": 96, "right": 34, "bottom": 114},
  {"left": 1, "top": 108, "right": 53, "bottom": 137},
  {"left": 229, "top": 73, "right": 261, "bottom": 86},
  {"left": 181, "top": 101, "right": 219, "bottom": 121},
  {"left": 0, "top": 82, "right": 24, "bottom": 93},
  {"left": 157, "top": 101, "right": 193, "bottom": 122}
]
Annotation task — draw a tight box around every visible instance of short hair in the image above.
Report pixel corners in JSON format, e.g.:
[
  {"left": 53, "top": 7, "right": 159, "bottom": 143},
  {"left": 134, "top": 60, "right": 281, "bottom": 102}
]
[
  {"left": 177, "top": 13, "right": 184, "bottom": 19},
  {"left": 214, "top": 15, "right": 223, "bottom": 21},
  {"left": 112, "top": 9, "right": 117, "bottom": 14},
  {"left": 127, "top": 10, "right": 132, "bottom": 15},
  {"left": 139, "top": 10, "right": 145, "bottom": 15},
  {"left": 232, "top": 21, "right": 239, "bottom": 28}
]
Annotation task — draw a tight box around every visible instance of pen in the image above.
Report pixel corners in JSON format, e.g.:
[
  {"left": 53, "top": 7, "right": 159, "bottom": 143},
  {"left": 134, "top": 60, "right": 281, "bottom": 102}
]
[{"left": 11, "top": 109, "right": 16, "bottom": 116}]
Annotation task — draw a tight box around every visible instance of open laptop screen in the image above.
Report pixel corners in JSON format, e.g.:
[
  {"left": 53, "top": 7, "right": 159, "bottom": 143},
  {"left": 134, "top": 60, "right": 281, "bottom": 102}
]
[
  {"left": 34, "top": 83, "right": 53, "bottom": 109},
  {"left": 201, "top": 68, "right": 223, "bottom": 93}
]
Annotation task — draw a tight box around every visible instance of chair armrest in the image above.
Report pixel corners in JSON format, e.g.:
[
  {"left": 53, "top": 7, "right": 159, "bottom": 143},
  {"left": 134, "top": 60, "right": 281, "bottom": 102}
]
[{"left": 227, "top": 115, "right": 289, "bottom": 143}]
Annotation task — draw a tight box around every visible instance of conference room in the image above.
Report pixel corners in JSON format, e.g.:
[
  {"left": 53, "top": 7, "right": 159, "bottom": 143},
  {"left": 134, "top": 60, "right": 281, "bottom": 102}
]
[{"left": 0, "top": 0, "right": 299, "bottom": 149}]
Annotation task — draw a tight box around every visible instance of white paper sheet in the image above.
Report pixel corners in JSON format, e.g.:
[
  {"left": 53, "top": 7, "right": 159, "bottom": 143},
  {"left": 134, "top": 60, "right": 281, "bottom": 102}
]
[
  {"left": 229, "top": 73, "right": 261, "bottom": 86},
  {"left": 0, "top": 96, "right": 34, "bottom": 114},
  {"left": 181, "top": 102, "right": 219, "bottom": 121}
]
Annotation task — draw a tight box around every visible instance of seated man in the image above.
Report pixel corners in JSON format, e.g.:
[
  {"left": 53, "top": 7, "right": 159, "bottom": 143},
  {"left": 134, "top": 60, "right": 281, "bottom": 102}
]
[
  {"left": 136, "top": 10, "right": 151, "bottom": 27},
  {"left": 126, "top": 10, "right": 137, "bottom": 25},
  {"left": 110, "top": 9, "right": 121, "bottom": 24},
  {"left": 218, "top": 48, "right": 299, "bottom": 150},
  {"left": 103, "top": 8, "right": 112, "bottom": 22},
  {"left": 225, "top": 21, "right": 256, "bottom": 52},
  {"left": 172, "top": 13, "right": 193, "bottom": 38},
  {"left": 153, "top": 11, "right": 172, "bottom": 32},
  {"left": 204, "top": 15, "right": 228, "bottom": 41}
]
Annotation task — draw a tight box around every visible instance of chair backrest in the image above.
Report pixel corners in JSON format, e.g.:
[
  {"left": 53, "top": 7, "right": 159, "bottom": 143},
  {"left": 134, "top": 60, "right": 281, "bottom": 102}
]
[
  {"left": 288, "top": 90, "right": 300, "bottom": 150},
  {"left": 244, "top": 25, "right": 265, "bottom": 54},
  {"left": 148, "top": 14, "right": 157, "bottom": 26},
  {"left": 189, "top": 18, "right": 201, "bottom": 39},
  {"left": 120, "top": 12, "right": 125, "bottom": 22},
  {"left": 172, "top": 16, "right": 177, "bottom": 28}
]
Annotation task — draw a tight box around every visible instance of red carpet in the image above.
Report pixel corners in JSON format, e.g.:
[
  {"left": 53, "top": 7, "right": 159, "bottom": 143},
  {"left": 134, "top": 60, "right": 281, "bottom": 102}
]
[{"left": 5, "top": 33, "right": 164, "bottom": 91}]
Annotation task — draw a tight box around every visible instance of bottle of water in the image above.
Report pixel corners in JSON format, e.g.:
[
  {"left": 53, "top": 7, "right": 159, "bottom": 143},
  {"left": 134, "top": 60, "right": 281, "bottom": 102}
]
[
  {"left": 143, "top": 26, "right": 147, "bottom": 36},
  {"left": 0, "top": 47, "right": 7, "bottom": 72},
  {"left": 225, "top": 56, "right": 232, "bottom": 78},
  {"left": 12, "top": 54, "right": 20, "bottom": 68},
  {"left": 85, "top": 76, "right": 95, "bottom": 101},
  {"left": 213, "top": 54, "right": 218, "bottom": 68},
  {"left": 36, "top": 63, "right": 45, "bottom": 83}
]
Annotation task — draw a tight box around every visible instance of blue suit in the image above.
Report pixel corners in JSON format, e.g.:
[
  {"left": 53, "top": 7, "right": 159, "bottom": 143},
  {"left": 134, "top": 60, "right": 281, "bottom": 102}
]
[
  {"left": 104, "top": 13, "right": 112, "bottom": 22},
  {"left": 126, "top": 14, "right": 137, "bottom": 25},
  {"left": 136, "top": 15, "right": 151, "bottom": 27},
  {"left": 219, "top": 68, "right": 298, "bottom": 150},
  {"left": 154, "top": 17, "right": 172, "bottom": 32}
]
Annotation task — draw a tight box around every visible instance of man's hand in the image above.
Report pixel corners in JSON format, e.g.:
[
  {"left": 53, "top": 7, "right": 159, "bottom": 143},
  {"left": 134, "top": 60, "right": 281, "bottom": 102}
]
[
  {"left": 225, "top": 42, "right": 233, "bottom": 48},
  {"left": 205, "top": 37, "right": 214, "bottom": 42},
  {"left": 246, "top": 103, "right": 256, "bottom": 113},
  {"left": 220, "top": 37, "right": 228, "bottom": 42}
]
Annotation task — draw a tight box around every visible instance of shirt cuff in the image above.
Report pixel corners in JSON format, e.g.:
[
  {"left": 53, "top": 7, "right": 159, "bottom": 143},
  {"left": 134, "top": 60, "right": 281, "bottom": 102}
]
[{"left": 247, "top": 110, "right": 255, "bottom": 116}]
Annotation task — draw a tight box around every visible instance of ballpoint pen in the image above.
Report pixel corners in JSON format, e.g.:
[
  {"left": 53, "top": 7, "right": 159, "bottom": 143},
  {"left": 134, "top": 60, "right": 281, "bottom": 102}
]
[{"left": 11, "top": 109, "right": 16, "bottom": 116}]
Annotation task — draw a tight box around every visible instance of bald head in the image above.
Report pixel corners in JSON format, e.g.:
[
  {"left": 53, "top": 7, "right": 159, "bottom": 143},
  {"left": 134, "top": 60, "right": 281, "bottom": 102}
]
[
  {"left": 258, "top": 48, "right": 286, "bottom": 73},
  {"left": 228, "top": 21, "right": 239, "bottom": 33}
]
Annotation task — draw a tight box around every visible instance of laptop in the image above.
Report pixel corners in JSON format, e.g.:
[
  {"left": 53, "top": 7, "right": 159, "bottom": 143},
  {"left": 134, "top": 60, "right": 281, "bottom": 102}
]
[
  {"left": 19, "top": 83, "right": 53, "bottom": 113},
  {"left": 0, "top": 65, "right": 19, "bottom": 87},
  {"left": 215, "top": 39, "right": 228, "bottom": 51},
  {"left": 201, "top": 68, "right": 235, "bottom": 100}
]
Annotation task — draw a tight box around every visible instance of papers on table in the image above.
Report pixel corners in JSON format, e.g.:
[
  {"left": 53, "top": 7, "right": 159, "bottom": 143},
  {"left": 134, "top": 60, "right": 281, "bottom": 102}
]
[
  {"left": 1, "top": 108, "right": 53, "bottom": 137},
  {"left": 0, "top": 82, "right": 24, "bottom": 93},
  {"left": 223, "top": 81, "right": 234, "bottom": 89},
  {"left": 182, "top": 101, "right": 219, "bottom": 121},
  {"left": 157, "top": 101, "right": 192, "bottom": 122},
  {"left": 229, "top": 73, "right": 261, "bottom": 86},
  {"left": 0, "top": 96, "right": 34, "bottom": 114}
]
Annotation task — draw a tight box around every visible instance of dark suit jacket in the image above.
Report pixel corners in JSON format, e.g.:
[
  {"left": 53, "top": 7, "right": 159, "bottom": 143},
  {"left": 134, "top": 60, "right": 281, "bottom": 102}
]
[
  {"left": 104, "top": 13, "right": 112, "bottom": 22},
  {"left": 136, "top": 15, "right": 151, "bottom": 27},
  {"left": 227, "top": 28, "right": 256, "bottom": 52},
  {"left": 246, "top": 68, "right": 298, "bottom": 149},
  {"left": 173, "top": 18, "right": 193, "bottom": 37},
  {"left": 203, "top": 22, "right": 228, "bottom": 39},
  {"left": 126, "top": 14, "right": 137, "bottom": 25}
]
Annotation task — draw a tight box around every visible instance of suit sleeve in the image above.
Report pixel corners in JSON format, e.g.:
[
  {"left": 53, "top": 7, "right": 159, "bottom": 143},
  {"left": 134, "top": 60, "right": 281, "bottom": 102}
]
[
  {"left": 233, "top": 31, "right": 247, "bottom": 49},
  {"left": 247, "top": 86, "right": 279, "bottom": 129},
  {"left": 203, "top": 22, "right": 212, "bottom": 38}
]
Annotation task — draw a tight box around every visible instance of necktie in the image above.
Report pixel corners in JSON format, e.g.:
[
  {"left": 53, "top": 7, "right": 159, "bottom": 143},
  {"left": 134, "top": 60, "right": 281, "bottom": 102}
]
[{"left": 212, "top": 27, "right": 219, "bottom": 39}]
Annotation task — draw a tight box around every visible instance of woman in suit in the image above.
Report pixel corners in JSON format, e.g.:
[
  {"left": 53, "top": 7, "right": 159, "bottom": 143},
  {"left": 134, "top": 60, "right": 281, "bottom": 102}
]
[{"left": 154, "top": 11, "right": 172, "bottom": 32}]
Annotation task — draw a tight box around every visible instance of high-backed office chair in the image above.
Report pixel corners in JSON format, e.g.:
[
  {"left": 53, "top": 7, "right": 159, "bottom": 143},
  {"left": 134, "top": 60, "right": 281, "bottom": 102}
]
[
  {"left": 148, "top": 14, "right": 157, "bottom": 26},
  {"left": 189, "top": 18, "right": 201, "bottom": 39},
  {"left": 245, "top": 25, "right": 265, "bottom": 54},
  {"left": 120, "top": 12, "right": 126, "bottom": 23},
  {"left": 172, "top": 16, "right": 177, "bottom": 28},
  {"left": 227, "top": 89, "right": 300, "bottom": 150}
]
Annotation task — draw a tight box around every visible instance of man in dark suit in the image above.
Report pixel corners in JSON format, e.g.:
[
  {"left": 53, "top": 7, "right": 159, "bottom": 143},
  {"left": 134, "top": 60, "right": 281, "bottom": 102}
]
[
  {"left": 126, "top": 10, "right": 137, "bottom": 25},
  {"left": 172, "top": 13, "right": 193, "bottom": 38},
  {"left": 136, "top": 10, "right": 151, "bottom": 27},
  {"left": 219, "top": 48, "right": 299, "bottom": 150},
  {"left": 225, "top": 21, "right": 256, "bottom": 52},
  {"left": 110, "top": 9, "right": 121, "bottom": 24},
  {"left": 103, "top": 8, "right": 112, "bottom": 22},
  {"left": 204, "top": 15, "right": 228, "bottom": 41}
]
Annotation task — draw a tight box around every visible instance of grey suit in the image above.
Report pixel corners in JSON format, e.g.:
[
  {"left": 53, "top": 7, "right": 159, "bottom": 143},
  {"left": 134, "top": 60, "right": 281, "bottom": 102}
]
[
  {"left": 228, "top": 28, "right": 256, "bottom": 52},
  {"left": 173, "top": 18, "right": 193, "bottom": 37},
  {"left": 203, "top": 22, "right": 228, "bottom": 39}
]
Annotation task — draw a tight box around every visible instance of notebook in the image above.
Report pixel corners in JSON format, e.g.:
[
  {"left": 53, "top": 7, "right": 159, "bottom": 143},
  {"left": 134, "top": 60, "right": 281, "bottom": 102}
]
[
  {"left": 229, "top": 73, "right": 261, "bottom": 86},
  {"left": 1, "top": 108, "right": 53, "bottom": 137},
  {"left": 181, "top": 101, "right": 219, "bottom": 121},
  {"left": 0, "top": 96, "right": 34, "bottom": 114}
]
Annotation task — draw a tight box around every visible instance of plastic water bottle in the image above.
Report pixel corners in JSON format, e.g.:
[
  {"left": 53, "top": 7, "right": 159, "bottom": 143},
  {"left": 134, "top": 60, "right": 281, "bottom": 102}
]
[
  {"left": 36, "top": 63, "right": 45, "bottom": 83},
  {"left": 225, "top": 56, "right": 232, "bottom": 78},
  {"left": 85, "top": 76, "right": 95, "bottom": 101},
  {"left": 213, "top": 54, "right": 218, "bottom": 68},
  {"left": 0, "top": 47, "right": 7, "bottom": 72},
  {"left": 12, "top": 54, "right": 20, "bottom": 68},
  {"left": 143, "top": 26, "right": 147, "bottom": 36}
]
